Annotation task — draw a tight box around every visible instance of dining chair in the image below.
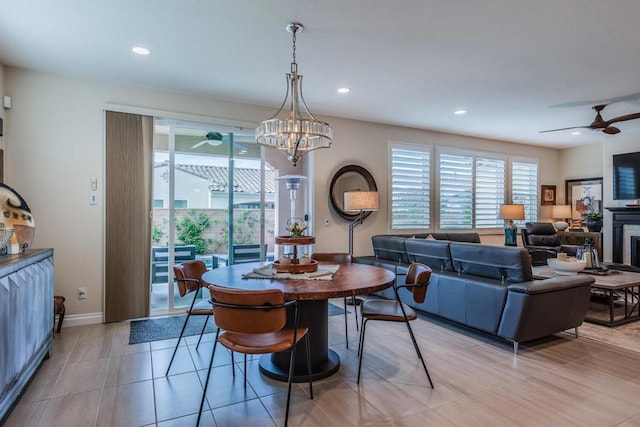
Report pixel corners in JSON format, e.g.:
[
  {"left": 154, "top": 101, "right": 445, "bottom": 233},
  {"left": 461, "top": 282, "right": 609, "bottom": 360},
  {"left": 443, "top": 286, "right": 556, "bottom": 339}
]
[
  {"left": 198, "top": 285, "right": 313, "bottom": 427},
  {"left": 357, "top": 262, "right": 434, "bottom": 388},
  {"left": 165, "top": 260, "right": 212, "bottom": 376},
  {"left": 310, "top": 252, "right": 358, "bottom": 348}
]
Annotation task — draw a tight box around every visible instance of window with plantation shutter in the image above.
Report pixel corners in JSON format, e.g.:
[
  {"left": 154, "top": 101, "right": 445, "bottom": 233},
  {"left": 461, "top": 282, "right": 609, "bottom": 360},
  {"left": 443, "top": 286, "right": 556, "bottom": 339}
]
[
  {"left": 475, "top": 156, "right": 505, "bottom": 228},
  {"left": 439, "top": 151, "right": 505, "bottom": 229},
  {"left": 439, "top": 152, "right": 473, "bottom": 229},
  {"left": 390, "top": 144, "right": 431, "bottom": 229},
  {"left": 511, "top": 159, "right": 538, "bottom": 226}
]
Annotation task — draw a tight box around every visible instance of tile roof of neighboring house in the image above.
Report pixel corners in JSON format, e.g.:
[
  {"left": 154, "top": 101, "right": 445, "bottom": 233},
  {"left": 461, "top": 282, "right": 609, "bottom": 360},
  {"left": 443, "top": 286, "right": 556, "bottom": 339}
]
[{"left": 155, "top": 161, "right": 276, "bottom": 193}]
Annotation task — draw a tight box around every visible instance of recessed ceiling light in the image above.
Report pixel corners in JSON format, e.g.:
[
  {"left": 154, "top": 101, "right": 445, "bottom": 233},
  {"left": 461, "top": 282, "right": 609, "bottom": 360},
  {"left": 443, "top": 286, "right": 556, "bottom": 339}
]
[
  {"left": 337, "top": 87, "right": 350, "bottom": 94},
  {"left": 571, "top": 131, "right": 581, "bottom": 135},
  {"left": 132, "top": 46, "right": 151, "bottom": 55},
  {"left": 454, "top": 110, "right": 467, "bottom": 115}
]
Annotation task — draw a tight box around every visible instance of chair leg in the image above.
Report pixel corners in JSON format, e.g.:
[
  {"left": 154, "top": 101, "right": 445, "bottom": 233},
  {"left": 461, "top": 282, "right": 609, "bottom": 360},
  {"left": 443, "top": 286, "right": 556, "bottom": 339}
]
[
  {"left": 195, "top": 316, "right": 210, "bottom": 350},
  {"left": 403, "top": 320, "right": 434, "bottom": 389},
  {"left": 165, "top": 314, "right": 191, "bottom": 376},
  {"left": 231, "top": 351, "right": 236, "bottom": 378},
  {"left": 197, "top": 330, "right": 219, "bottom": 427},
  {"left": 243, "top": 354, "right": 247, "bottom": 389},
  {"left": 357, "top": 319, "right": 369, "bottom": 384},
  {"left": 285, "top": 339, "right": 297, "bottom": 427},
  {"left": 343, "top": 297, "right": 349, "bottom": 349},
  {"left": 574, "top": 327, "right": 579, "bottom": 338},
  {"left": 305, "top": 334, "right": 314, "bottom": 399},
  {"left": 56, "top": 306, "right": 65, "bottom": 334},
  {"left": 352, "top": 296, "right": 359, "bottom": 331}
]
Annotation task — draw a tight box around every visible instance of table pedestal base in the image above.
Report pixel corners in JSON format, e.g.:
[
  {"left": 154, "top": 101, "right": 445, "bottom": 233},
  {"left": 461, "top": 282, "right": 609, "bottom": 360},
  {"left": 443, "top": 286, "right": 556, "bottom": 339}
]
[
  {"left": 257, "top": 299, "right": 340, "bottom": 382},
  {"left": 259, "top": 350, "right": 340, "bottom": 382}
]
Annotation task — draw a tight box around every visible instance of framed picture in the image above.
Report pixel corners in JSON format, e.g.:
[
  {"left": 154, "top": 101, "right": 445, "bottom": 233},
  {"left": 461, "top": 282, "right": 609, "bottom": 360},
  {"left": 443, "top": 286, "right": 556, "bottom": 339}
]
[
  {"left": 565, "top": 177, "right": 603, "bottom": 221},
  {"left": 541, "top": 185, "right": 556, "bottom": 205}
]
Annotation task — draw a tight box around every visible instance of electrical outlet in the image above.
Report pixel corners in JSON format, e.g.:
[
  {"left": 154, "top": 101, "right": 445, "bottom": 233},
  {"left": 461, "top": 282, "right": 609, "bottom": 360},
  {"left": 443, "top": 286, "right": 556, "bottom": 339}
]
[
  {"left": 78, "top": 287, "right": 87, "bottom": 300},
  {"left": 325, "top": 219, "right": 330, "bottom": 227}
]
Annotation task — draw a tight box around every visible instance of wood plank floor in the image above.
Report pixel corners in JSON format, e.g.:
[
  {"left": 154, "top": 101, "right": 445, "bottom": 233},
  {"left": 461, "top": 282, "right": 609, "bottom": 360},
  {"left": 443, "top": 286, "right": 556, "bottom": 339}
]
[{"left": 5, "top": 301, "right": 640, "bottom": 426}]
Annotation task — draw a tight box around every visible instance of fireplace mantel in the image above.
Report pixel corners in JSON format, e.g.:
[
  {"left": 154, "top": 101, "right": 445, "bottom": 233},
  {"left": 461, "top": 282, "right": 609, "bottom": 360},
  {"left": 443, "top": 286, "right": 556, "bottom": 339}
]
[{"left": 605, "top": 206, "right": 640, "bottom": 264}]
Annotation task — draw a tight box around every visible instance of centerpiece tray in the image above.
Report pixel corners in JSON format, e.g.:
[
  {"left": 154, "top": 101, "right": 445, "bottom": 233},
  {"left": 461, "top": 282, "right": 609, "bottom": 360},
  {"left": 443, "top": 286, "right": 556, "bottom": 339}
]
[
  {"left": 275, "top": 236, "right": 316, "bottom": 245},
  {"left": 272, "top": 259, "right": 318, "bottom": 273}
]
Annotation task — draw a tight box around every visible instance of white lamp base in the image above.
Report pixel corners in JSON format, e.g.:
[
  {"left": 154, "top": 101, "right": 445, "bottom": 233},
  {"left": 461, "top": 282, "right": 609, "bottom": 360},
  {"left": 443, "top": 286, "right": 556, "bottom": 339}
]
[{"left": 554, "top": 221, "right": 569, "bottom": 231}]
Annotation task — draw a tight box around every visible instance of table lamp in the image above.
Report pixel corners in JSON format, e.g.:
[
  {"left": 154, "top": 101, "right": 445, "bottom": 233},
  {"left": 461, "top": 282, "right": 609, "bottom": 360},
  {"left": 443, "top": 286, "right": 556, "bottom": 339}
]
[
  {"left": 344, "top": 191, "right": 379, "bottom": 255},
  {"left": 551, "top": 204, "right": 572, "bottom": 231},
  {"left": 499, "top": 204, "right": 525, "bottom": 246}
]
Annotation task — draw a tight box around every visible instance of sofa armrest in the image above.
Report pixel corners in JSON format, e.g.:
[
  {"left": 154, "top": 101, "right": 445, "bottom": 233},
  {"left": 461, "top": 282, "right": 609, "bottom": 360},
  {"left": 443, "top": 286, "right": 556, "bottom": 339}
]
[{"left": 508, "top": 275, "right": 595, "bottom": 295}]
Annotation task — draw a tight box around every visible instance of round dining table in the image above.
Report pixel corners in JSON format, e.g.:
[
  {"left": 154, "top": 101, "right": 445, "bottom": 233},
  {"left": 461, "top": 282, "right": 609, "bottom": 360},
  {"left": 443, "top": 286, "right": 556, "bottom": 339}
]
[{"left": 201, "top": 261, "right": 395, "bottom": 382}]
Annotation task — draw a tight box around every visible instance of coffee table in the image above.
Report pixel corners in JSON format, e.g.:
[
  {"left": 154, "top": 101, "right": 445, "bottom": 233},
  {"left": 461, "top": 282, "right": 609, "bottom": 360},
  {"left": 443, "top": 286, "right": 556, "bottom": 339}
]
[{"left": 533, "top": 265, "right": 640, "bottom": 326}]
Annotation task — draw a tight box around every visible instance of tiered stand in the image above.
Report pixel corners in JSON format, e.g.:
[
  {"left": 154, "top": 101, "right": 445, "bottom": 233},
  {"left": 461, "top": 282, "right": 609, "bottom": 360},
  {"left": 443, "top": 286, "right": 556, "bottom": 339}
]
[{"left": 273, "top": 236, "right": 318, "bottom": 273}]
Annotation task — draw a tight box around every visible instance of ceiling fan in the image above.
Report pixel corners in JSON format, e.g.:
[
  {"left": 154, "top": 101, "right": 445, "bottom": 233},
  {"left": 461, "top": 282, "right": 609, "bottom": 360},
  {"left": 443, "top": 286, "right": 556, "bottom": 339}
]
[
  {"left": 191, "top": 131, "right": 224, "bottom": 148},
  {"left": 540, "top": 104, "right": 640, "bottom": 135}
]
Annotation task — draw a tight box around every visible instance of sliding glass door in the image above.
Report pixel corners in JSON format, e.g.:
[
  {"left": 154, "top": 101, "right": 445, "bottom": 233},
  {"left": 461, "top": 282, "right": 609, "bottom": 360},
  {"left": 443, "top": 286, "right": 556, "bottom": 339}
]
[{"left": 150, "top": 118, "right": 287, "bottom": 315}]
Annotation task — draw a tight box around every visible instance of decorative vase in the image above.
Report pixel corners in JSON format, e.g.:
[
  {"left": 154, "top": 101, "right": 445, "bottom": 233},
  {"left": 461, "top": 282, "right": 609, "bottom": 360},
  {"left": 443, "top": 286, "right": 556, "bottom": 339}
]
[
  {"left": 299, "top": 254, "right": 311, "bottom": 265},
  {"left": 279, "top": 254, "right": 291, "bottom": 265},
  {"left": 586, "top": 219, "right": 602, "bottom": 232}
]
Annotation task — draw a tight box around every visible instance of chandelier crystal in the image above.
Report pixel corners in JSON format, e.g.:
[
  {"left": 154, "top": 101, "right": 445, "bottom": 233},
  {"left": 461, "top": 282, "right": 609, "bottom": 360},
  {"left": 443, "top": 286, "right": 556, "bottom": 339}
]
[{"left": 256, "top": 23, "right": 333, "bottom": 166}]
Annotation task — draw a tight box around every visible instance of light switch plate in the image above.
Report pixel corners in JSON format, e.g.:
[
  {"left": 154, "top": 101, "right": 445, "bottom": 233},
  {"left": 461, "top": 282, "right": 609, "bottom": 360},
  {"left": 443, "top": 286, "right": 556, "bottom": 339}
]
[
  {"left": 89, "top": 192, "right": 97, "bottom": 205},
  {"left": 91, "top": 177, "right": 97, "bottom": 191}
]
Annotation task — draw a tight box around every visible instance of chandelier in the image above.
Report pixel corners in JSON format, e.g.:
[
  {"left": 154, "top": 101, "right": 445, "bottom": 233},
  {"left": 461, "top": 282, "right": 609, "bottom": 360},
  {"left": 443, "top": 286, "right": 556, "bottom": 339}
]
[{"left": 256, "top": 23, "right": 333, "bottom": 166}]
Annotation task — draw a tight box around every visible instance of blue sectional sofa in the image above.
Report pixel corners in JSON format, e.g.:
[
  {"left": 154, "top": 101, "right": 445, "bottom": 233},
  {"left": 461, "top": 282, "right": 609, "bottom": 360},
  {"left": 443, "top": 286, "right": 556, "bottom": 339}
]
[{"left": 354, "top": 235, "right": 595, "bottom": 353}]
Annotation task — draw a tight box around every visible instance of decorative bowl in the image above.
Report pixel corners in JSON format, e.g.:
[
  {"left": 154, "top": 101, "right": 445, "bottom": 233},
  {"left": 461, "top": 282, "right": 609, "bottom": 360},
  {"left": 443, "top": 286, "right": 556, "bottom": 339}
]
[{"left": 547, "top": 258, "right": 587, "bottom": 275}]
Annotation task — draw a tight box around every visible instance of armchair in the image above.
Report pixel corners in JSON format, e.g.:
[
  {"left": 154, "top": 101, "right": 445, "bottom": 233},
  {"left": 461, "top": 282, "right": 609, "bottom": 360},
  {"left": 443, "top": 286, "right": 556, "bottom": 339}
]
[{"left": 521, "top": 222, "right": 581, "bottom": 266}]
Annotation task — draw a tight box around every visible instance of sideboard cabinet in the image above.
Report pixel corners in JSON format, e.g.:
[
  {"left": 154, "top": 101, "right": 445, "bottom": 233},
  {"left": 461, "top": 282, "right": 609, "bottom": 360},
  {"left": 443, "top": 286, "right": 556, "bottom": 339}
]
[
  {"left": 0, "top": 249, "right": 54, "bottom": 422},
  {"left": 557, "top": 231, "right": 602, "bottom": 261}
]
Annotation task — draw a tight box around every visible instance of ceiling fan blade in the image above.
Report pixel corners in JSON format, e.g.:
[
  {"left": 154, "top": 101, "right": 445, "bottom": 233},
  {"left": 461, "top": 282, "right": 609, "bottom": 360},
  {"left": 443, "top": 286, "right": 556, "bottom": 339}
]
[
  {"left": 602, "top": 126, "right": 620, "bottom": 135},
  {"left": 539, "top": 126, "right": 591, "bottom": 133},
  {"left": 191, "top": 140, "right": 208, "bottom": 149},
  {"left": 604, "top": 112, "right": 640, "bottom": 126},
  {"left": 549, "top": 91, "right": 640, "bottom": 108}
]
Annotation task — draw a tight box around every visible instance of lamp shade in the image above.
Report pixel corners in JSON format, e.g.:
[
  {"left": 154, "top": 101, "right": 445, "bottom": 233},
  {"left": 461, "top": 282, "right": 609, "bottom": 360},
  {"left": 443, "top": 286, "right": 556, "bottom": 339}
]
[
  {"left": 498, "top": 204, "right": 525, "bottom": 220},
  {"left": 344, "top": 191, "right": 379, "bottom": 212},
  {"left": 551, "top": 204, "right": 572, "bottom": 219}
]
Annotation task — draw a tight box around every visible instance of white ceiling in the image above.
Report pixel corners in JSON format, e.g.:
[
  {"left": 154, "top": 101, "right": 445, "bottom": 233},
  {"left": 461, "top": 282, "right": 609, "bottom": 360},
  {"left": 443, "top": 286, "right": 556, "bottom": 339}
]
[{"left": 2, "top": 0, "right": 640, "bottom": 149}]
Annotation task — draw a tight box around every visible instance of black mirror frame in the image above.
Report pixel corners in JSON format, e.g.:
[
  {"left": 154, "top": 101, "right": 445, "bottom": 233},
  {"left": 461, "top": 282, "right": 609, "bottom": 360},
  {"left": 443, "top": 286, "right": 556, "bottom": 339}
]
[{"left": 329, "top": 165, "right": 378, "bottom": 221}]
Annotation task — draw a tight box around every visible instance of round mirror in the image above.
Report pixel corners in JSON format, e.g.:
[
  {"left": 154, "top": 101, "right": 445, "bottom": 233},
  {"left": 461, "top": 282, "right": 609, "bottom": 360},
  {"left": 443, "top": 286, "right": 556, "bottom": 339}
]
[{"left": 329, "top": 165, "right": 378, "bottom": 221}]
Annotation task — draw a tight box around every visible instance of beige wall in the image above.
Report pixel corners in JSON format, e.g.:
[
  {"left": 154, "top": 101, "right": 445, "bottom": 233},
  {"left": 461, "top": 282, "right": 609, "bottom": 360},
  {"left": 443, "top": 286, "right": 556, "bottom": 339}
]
[{"left": 4, "top": 67, "right": 563, "bottom": 321}]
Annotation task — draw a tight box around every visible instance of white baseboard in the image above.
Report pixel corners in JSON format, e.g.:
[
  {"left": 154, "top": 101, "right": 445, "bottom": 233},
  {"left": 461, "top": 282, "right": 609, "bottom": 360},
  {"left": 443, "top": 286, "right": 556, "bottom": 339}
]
[{"left": 59, "top": 312, "right": 103, "bottom": 328}]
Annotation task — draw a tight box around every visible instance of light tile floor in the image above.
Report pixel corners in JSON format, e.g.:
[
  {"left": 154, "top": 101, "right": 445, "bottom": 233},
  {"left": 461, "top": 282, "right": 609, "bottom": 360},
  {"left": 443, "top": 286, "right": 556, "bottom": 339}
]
[{"left": 5, "top": 300, "right": 640, "bottom": 426}]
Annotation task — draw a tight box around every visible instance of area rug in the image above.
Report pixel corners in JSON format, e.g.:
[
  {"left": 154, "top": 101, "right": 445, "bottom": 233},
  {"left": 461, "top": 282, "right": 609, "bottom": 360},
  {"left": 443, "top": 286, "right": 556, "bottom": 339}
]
[
  {"left": 129, "top": 303, "right": 347, "bottom": 344},
  {"left": 579, "top": 320, "right": 640, "bottom": 353}
]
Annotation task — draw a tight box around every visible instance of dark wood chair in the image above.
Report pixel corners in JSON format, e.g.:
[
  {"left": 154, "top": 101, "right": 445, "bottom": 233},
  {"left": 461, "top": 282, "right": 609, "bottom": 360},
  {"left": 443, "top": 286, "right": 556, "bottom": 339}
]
[
  {"left": 357, "top": 262, "right": 434, "bottom": 388},
  {"left": 311, "top": 252, "right": 358, "bottom": 348},
  {"left": 165, "top": 260, "right": 212, "bottom": 376},
  {"left": 198, "top": 285, "right": 313, "bottom": 427}
]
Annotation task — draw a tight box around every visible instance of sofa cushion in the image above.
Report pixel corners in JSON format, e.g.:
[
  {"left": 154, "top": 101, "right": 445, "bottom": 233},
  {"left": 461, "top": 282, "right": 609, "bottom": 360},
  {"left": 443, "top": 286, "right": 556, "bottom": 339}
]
[
  {"left": 449, "top": 242, "right": 533, "bottom": 283},
  {"left": 404, "top": 239, "right": 454, "bottom": 272},
  {"left": 371, "top": 235, "right": 409, "bottom": 263},
  {"left": 445, "top": 232, "right": 481, "bottom": 243},
  {"left": 528, "top": 235, "right": 561, "bottom": 247}
]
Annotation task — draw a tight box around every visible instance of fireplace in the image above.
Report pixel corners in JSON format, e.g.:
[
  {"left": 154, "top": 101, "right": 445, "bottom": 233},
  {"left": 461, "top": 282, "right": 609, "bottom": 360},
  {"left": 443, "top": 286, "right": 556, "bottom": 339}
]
[{"left": 606, "top": 207, "right": 640, "bottom": 266}]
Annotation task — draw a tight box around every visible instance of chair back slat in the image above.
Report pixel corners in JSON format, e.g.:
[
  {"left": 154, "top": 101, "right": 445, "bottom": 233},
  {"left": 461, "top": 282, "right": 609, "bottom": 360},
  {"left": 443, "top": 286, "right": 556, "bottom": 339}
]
[
  {"left": 173, "top": 260, "right": 207, "bottom": 297},
  {"left": 209, "top": 285, "right": 286, "bottom": 334},
  {"left": 311, "top": 252, "right": 352, "bottom": 263},
  {"left": 404, "top": 263, "right": 432, "bottom": 304}
]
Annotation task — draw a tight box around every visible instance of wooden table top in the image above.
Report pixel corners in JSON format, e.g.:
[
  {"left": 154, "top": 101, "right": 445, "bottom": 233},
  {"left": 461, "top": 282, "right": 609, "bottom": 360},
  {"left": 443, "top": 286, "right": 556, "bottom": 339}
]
[
  {"left": 533, "top": 265, "right": 640, "bottom": 290},
  {"left": 201, "top": 261, "right": 396, "bottom": 300}
]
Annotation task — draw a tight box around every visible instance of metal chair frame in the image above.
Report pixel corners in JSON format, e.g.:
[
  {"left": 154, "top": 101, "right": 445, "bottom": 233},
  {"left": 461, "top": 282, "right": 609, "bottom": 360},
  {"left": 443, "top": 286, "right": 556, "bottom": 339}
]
[
  {"left": 357, "top": 264, "right": 434, "bottom": 388},
  {"left": 197, "top": 293, "right": 313, "bottom": 427}
]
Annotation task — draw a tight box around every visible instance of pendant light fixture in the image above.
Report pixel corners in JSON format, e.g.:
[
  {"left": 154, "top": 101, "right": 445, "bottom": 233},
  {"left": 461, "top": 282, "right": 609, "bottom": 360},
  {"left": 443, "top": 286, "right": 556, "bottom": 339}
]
[{"left": 256, "top": 23, "right": 333, "bottom": 166}]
